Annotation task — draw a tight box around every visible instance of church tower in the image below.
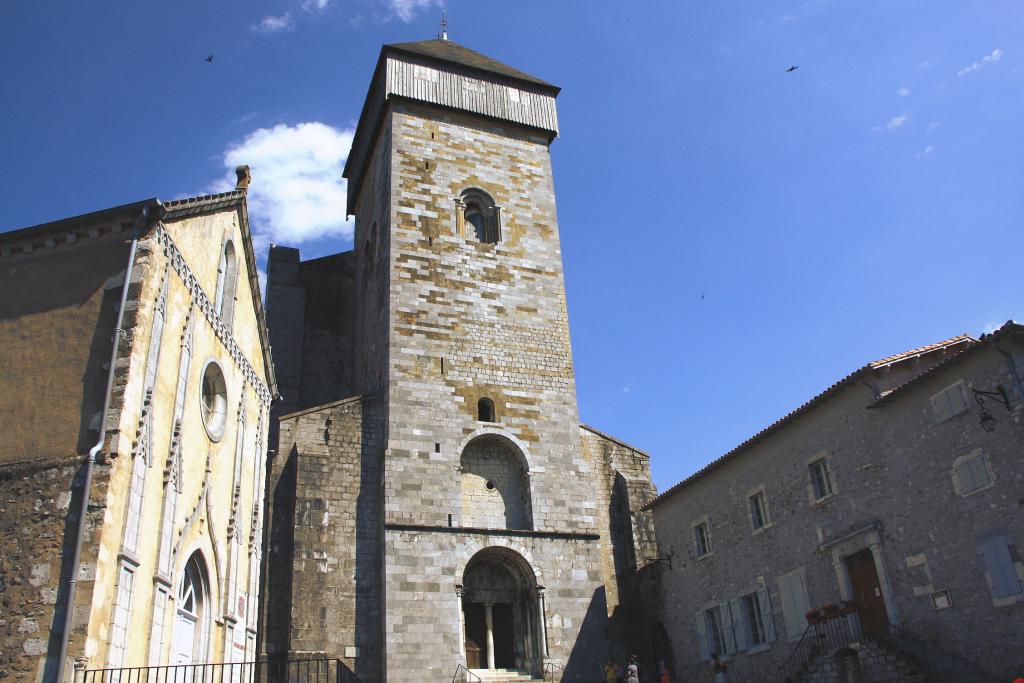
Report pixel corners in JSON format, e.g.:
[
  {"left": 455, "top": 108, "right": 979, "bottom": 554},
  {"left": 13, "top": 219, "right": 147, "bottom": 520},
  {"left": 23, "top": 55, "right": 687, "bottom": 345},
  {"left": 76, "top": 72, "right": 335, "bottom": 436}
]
[{"left": 263, "top": 37, "right": 657, "bottom": 683}]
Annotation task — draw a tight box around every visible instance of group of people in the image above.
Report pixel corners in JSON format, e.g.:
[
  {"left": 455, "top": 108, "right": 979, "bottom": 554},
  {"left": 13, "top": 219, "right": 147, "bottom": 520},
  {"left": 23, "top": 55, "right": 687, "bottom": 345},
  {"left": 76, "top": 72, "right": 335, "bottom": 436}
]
[
  {"left": 602, "top": 653, "right": 729, "bottom": 683},
  {"left": 602, "top": 655, "right": 675, "bottom": 683}
]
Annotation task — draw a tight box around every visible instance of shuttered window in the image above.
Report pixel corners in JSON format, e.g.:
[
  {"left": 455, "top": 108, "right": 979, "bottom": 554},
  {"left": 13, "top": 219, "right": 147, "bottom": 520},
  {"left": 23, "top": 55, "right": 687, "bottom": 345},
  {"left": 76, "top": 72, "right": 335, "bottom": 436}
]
[
  {"left": 696, "top": 607, "right": 726, "bottom": 660},
  {"left": 809, "top": 459, "right": 833, "bottom": 500},
  {"left": 777, "top": 570, "right": 811, "bottom": 639},
  {"left": 977, "top": 530, "right": 1024, "bottom": 599},
  {"left": 930, "top": 380, "right": 969, "bottom": 423},
  {"left": 954, "top": 451, "right": 993, "bottom": 496}
]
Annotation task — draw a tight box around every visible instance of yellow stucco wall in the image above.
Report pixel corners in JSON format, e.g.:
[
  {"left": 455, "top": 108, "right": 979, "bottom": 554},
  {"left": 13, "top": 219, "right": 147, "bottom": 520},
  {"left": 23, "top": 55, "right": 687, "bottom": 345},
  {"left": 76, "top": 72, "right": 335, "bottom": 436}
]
[{"left": 85, "top": 204, "right": 270, "bottom": 670}]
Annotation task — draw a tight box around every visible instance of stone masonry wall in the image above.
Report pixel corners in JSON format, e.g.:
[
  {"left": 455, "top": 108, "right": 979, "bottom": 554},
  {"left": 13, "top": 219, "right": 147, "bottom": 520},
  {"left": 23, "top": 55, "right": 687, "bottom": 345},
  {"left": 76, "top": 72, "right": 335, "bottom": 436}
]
[
  {"left": 0, "top": 458, "right": 108, "bottom": 683},
  {"left": 578, "top": 426, "right": 660, "bottom": 664},
  {"left": 652, "top": 339, "right": 1024, "bottom": 683},
  {"left": 261, "top": 395, "right": 386, "bottom": 682}
]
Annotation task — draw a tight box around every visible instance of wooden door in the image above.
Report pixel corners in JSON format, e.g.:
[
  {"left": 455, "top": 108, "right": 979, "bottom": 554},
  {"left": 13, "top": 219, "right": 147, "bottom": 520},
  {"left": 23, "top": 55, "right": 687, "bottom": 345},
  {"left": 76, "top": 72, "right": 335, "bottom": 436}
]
[
  {"left": 845, "top": 549, "right": 888, "bottom": 638},
  {"left": 492, "top": 603, "right": 515, "bottom": 669},
  {"left": 464, "top": 603, "right": 486, "bottom": 669}
]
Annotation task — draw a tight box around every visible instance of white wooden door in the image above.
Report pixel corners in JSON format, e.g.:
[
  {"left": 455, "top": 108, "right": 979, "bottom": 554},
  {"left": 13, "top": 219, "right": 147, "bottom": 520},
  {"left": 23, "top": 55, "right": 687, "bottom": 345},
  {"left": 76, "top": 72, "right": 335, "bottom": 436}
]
[{"left": 171, "top": 610, "right": 197, "bottom": 665}]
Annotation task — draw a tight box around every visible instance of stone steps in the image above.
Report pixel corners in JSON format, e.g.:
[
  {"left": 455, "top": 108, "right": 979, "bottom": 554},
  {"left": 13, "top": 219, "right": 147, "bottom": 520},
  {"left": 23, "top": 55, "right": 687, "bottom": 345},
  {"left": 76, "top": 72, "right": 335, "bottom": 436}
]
[{"left": 467, "top": 668, "right": 543, "bottom": 682}]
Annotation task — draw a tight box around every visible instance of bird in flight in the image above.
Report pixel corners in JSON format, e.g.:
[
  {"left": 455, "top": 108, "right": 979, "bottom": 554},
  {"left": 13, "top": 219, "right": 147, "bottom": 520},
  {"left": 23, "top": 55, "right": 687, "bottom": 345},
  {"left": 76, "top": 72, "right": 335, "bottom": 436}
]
[
  {"left": 785, "top": 65, "right": 799, "bottom": 72},
  {"left": 205, "top": 54, "right": 214, "bottom": 63}
]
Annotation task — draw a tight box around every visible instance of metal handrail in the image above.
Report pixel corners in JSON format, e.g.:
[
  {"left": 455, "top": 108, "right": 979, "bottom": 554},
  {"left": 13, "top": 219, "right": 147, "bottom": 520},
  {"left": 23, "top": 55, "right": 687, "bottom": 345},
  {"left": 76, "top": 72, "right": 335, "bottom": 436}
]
[
  {"left": 543, "top": 661, "right": 565, "bottom": 682},
  {"left": 777, "top": 601, "right": 932, "bottom": 683},
  {"left": 450, "top": 663, "right": 482, "bottom": 683},
  {"left": 77, "top": 657, "right": 359, "bottom": 683}
]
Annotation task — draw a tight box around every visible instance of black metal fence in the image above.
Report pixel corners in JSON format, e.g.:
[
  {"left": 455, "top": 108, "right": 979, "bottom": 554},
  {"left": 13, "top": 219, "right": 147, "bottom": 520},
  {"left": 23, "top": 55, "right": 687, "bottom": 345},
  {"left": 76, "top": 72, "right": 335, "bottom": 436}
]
[{"left": 77, "top": 658, "right": 359, "bottom": 683}]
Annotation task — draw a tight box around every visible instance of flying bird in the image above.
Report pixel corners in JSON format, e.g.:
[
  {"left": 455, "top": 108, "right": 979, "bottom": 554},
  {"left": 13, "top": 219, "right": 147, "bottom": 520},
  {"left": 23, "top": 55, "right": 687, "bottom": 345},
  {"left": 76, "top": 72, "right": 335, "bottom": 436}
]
[
  {"left": 205, "top": 54, "right": 214, "bottom": 63},
  {"left": 785, "top": 65, "right": 799, "bottom": 72}
]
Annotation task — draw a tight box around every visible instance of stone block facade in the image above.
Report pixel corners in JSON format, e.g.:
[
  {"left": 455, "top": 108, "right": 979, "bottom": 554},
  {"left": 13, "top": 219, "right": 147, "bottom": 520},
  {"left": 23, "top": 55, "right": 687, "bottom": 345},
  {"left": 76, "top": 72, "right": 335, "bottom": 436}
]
[
  {"left": 0, "top": 184, "right": 276, "bottom": 682},
  {"left": 261, "top": 39, "right": 660, "bottom": 683},
  {"left": 648, "top": 327, "right": 1024, "bottom": 683}
]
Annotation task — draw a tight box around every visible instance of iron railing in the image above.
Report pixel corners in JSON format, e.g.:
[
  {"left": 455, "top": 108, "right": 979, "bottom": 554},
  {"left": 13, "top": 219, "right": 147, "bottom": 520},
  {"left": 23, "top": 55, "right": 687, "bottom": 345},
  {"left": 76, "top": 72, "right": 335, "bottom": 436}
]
[
  {"left": 77, "top": 658, "right": 359, "bottom": 683},
  {"left": 449, "top": 663, "right": 482, "bottom": 683},
  {"left": 542, "top": 661, "right": 564, "bottom": 682},
  {"left": 777, "top": 602, "right": 928, "bottom": 683}
]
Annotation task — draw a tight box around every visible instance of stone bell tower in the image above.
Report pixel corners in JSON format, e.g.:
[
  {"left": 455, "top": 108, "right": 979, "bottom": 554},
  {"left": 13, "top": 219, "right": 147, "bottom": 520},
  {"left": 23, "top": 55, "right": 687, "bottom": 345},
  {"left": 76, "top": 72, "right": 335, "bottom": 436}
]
[{"left": 262, "top": 36, "right": 658, "bottom": 683}]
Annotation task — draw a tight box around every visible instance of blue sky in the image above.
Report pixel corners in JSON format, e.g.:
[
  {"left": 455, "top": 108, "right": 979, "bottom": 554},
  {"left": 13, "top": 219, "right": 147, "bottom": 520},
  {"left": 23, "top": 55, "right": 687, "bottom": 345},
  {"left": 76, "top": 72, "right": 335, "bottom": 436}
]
[{"left": 2, "top": 1, "right": 1021, "bottom": 492}]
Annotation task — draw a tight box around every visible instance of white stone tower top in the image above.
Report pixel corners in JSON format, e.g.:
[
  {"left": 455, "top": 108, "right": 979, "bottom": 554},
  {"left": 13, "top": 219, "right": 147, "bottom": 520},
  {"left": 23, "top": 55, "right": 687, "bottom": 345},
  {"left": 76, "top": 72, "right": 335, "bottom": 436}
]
[{"left": 342, "top": 38, "right": 560, "bottom": 214}]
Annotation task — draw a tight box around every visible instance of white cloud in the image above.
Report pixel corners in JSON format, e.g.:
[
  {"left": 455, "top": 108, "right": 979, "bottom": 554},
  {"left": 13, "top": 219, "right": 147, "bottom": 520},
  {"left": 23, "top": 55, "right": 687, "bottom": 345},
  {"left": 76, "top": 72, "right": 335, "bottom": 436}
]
[
  {"left": 387, "top": 0, "right": 442, "bottom": 23},
  {"left": 251, "top": 13, "right": 294, "bottom": 33},
  {"left": 897, "top": 87, "right": 911, "bottom": 97},
  {"left": 915, "top": 145, "right": 934, "bottom": 159},
  {"left": 927, "top": 121, "right": 941, "bottom": 134},
  {"left": 957, "top": 48, "right": 1003, "bottom": 77},
  {"left": 302, "top": 0, "right": 330, "bottom": 12},
  {"left": 982, "top": 320, "right": 1001, "bottom": 334},
  {"left": 212, "top": 122, "right": 355, "bottom": 248},
  {"left": 885, "top": 113, "right": 909, "bottom": 131}
]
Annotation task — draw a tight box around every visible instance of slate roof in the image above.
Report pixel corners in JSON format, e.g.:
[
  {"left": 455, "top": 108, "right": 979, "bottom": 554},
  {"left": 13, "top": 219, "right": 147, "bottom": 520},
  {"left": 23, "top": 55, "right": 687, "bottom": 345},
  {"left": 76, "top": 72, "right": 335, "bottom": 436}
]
[
  {"left": 642, "top": 332, "right": 987, "bottom": 511},
  {"left": 385, "top": 39, "right": 559, "bottom": 92}
]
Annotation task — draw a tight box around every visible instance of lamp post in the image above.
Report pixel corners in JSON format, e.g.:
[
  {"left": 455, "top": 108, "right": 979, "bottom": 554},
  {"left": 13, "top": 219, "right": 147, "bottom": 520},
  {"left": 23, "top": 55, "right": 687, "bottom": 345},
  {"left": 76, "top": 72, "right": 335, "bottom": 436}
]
[{"left": 972, "top": 385, "right": 1011, "bottom": 432}]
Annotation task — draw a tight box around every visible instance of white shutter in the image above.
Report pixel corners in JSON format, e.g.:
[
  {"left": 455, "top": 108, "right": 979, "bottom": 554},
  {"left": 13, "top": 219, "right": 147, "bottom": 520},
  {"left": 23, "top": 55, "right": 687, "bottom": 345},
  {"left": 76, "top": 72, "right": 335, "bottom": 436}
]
[
  {"left": 695, "top": 612, "right": 710, "bottom": 661},
  {"left": 778, "top": 572, "right": 810, "bottom": 639},
  {"left": 757, "top": 584, "right": 777, "bottom": 643},
  {"left": 728, "top": 599, "right": 747, "bottom": 653}
]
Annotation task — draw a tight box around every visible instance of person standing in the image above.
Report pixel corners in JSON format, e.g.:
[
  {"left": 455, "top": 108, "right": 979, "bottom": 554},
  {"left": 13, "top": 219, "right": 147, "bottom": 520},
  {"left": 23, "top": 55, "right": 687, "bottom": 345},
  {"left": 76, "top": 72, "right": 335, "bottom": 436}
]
[
  {"left": 626, "top": 654, "right": 640, "bottom": 683},
  {"left": 604, "top": 659, "right": 618, "bottom": 683},
  {"left": 711, "top": 653, "right": 728, "bottom": 683}
]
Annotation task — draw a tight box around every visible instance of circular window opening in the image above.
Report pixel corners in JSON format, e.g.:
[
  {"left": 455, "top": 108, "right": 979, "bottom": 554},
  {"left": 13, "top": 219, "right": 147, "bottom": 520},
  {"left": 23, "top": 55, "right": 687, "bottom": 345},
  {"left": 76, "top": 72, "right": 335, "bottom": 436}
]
[
  {"left": 485, "top": 480, "right": 496, "bottom": 491},
  {"left": 200, "top": 361, "right": 228, "bottom": 441}
]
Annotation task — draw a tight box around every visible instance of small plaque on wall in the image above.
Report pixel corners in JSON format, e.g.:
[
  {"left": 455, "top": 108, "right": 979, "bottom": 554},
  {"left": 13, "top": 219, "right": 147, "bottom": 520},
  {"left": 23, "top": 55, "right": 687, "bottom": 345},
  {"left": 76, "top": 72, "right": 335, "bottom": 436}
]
[{"left": 345, "top": 646, "right": 359, "bottom": 659}]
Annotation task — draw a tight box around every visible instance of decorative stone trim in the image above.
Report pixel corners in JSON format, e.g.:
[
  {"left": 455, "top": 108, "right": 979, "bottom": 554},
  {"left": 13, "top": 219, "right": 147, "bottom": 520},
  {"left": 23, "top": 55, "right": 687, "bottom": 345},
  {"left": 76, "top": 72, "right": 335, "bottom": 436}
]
[{"left": 154, "top": 223, "right": 272, "bottom": 406}]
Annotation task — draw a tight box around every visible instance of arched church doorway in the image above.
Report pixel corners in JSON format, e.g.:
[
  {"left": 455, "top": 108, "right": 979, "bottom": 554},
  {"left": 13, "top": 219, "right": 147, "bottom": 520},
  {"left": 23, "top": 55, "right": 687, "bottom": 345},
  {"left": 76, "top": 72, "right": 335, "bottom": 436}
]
[
  {"left": 171, "top": 551, "right": 212, "bottom": 666},
  {"left": 460, "top": 548, "right": 543, "bottom": 675}
]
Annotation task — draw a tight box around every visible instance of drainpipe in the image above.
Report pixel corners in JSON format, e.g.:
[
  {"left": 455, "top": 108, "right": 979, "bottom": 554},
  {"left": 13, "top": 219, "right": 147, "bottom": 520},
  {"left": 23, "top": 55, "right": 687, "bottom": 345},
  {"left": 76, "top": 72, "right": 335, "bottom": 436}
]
[{"left": 54, "top": 202, "right": 158, "bottom": 683}]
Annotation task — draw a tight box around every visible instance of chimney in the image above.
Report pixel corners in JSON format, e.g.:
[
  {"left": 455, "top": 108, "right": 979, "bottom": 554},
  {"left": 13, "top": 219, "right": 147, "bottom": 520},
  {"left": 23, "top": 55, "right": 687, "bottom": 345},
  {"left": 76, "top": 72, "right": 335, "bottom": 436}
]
[{"left": 235, "top": 165, "right": 252, "bottom": 191}]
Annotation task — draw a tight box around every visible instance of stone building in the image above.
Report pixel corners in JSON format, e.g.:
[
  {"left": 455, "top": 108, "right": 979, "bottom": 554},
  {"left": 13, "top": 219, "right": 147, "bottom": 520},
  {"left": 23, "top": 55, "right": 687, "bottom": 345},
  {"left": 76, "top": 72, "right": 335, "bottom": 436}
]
[
  {"left": 646, "top": 323, "right": 1024, "bottom": 683},
  {"left": 0, "top": 171, "right": 275, "bottom": 682},
  {"left": 260, "top": 39, "right": 659, "bottom": 682}
]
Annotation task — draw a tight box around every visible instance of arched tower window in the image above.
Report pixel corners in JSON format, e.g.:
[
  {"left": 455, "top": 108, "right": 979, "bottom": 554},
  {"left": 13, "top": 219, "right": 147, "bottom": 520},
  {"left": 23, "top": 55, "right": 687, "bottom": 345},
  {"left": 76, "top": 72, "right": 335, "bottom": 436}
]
[
  {"left": 478, "top": 397, "right": 496, "bottom": 423},
  {"left": 215, "top": 240, "right": 238, "bottom": 327},
  {"left": 460, "top": 434, "right": 532, "bottom": 530},
  {"left": 461, "top": 189, "right": 500, "bottom": 244}
]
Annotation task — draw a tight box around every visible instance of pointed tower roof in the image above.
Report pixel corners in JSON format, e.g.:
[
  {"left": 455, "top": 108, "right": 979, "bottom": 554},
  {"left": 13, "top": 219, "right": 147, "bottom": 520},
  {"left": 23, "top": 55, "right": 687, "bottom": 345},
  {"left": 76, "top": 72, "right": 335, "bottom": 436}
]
[{"left": 384, "top": 39, "right": 559, "bottom": 93}]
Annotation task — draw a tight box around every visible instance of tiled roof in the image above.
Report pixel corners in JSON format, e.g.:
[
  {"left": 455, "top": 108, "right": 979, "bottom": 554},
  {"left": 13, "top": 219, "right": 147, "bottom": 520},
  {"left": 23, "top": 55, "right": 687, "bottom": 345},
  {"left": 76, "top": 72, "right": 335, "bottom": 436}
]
[
  {"left": 385, "top": 39, "right": 558, "bottom": 91},
  {"left": 642, "top": 330, "right": 999, "bottom": 511},
  {"left": 868, "top": 334, "right": 974, "bottom": 368},
  {"left": 868, "top": 321, "right": 1021, "bottom": 408}
]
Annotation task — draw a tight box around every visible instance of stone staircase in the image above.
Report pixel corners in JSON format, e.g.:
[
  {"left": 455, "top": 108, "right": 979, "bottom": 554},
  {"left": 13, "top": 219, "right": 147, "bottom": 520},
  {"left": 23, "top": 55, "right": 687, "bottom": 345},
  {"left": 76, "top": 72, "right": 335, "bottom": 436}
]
[{"left": 468, "top": 669, "right": 543, "bottom": 682}]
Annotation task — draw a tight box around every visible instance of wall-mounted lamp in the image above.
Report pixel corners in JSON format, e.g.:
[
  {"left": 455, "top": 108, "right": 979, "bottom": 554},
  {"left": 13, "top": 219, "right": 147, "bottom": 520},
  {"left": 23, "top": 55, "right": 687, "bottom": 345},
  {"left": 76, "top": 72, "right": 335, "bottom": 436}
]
[
  {"left": 650, "top": 550, "right": 674, "bottom": 570},
  {"left": 972, "top": 385, "right": 1010, "bottom": 433}
]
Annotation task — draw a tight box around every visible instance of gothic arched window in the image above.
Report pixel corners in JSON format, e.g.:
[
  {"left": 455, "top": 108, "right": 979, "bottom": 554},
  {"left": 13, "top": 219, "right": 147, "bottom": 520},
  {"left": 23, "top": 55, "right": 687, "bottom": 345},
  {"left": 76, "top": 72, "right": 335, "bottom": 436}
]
[
  {"left": 215, "top": 240, "right": 238, "bottom": 327},
  {"left": 461, "top": 189, "right": 500, "bottom": 244}
]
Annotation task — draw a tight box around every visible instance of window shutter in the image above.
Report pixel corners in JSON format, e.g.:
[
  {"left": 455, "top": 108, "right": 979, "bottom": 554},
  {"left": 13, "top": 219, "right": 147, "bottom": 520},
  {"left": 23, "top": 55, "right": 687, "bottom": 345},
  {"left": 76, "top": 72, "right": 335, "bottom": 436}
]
[
  {"left": 728, "top": 599, "right": 747, "bottom": 652},
  {"left": 978, "top": 534, "right": 1022, "bottom": 598},
  {"left": 955, "top": 461, "right": 975, "bottom": 494},
  {"left": 969, "top": 456, "right": 992, "bottom": 489},
  {"left": 757, "top": 583, "right": 777, "bottom": 642},
  {"left": 718, "top": 601, "right": 734, "bottom": 654},
  {"left": 695, "top": 612, "right": 710, "bottom": 661}
]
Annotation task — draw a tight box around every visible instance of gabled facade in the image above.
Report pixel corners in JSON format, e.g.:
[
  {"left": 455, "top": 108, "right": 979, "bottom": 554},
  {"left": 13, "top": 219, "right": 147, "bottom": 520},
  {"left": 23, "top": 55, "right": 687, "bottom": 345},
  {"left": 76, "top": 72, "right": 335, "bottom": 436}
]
[
  {"left": 647, "top": 324, "right": 1024, "bottom": 683},
  {"left": 0, "top": 168, "right": 276, "bottom": 682}
]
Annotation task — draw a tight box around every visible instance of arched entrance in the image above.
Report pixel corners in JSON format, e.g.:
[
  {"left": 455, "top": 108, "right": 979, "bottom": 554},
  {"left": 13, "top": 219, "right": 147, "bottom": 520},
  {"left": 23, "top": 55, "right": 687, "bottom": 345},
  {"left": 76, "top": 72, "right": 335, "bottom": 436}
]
[
  {"left": 459, "top": 548, "right": 543, "bottom": 675},
  {"left": 171, "top": 551, "right": 212, "bottom": 665}
]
